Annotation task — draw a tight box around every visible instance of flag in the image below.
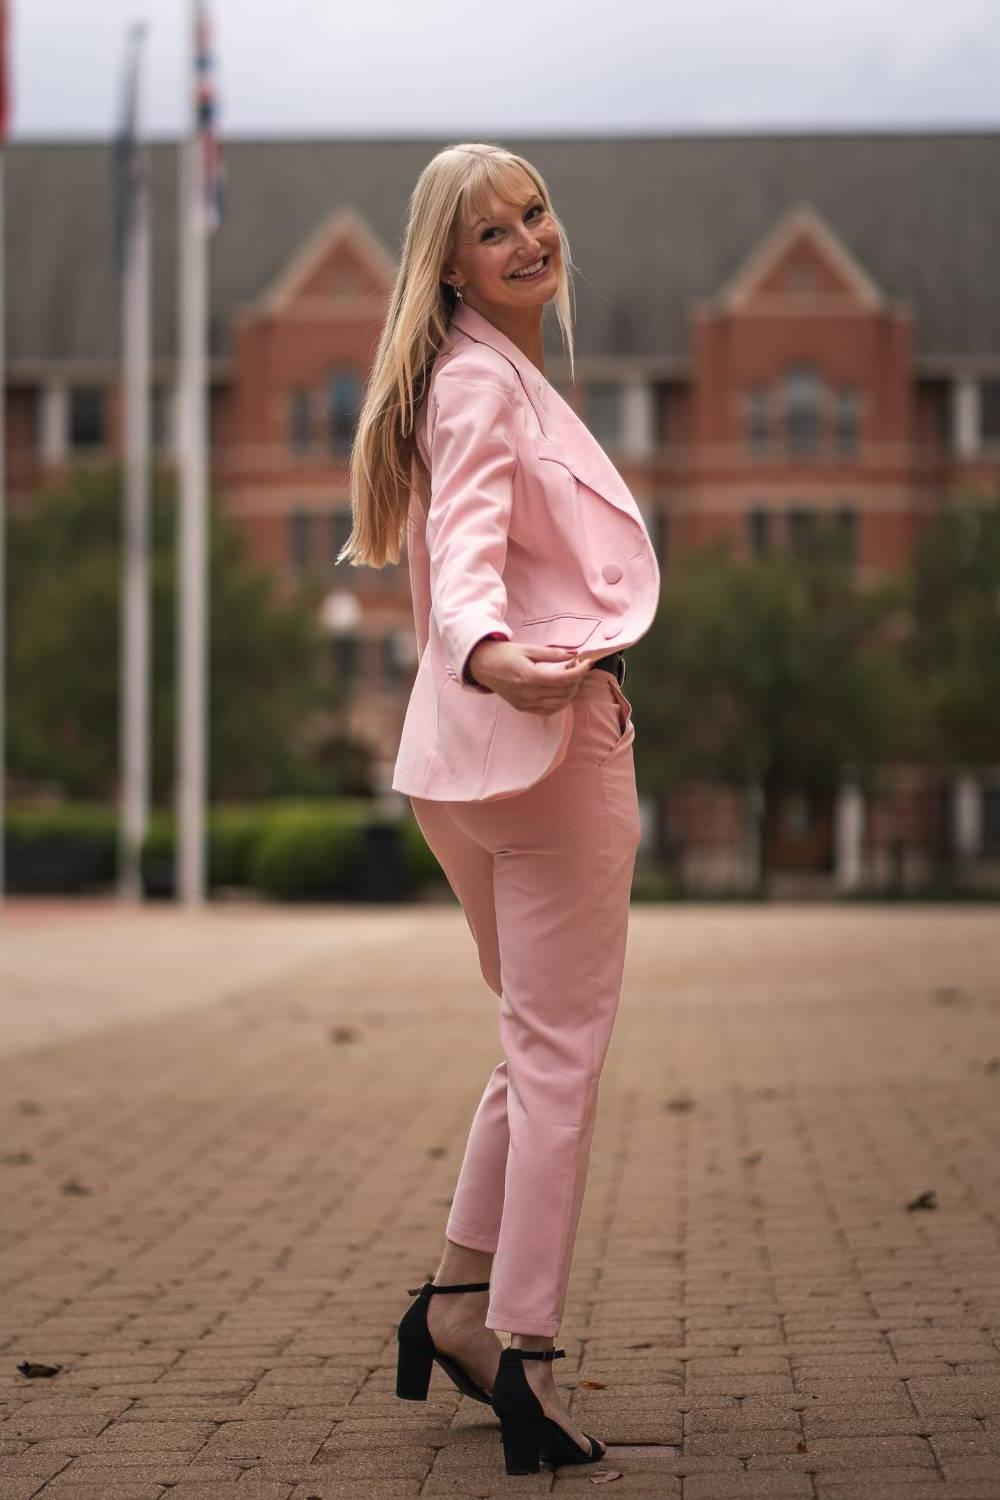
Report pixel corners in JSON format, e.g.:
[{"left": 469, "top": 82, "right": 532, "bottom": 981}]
[
  {"left": 195, "top": 1, "right": 224, "bottom": 232},
  {"left": 0, "top": 0, "right": 11, "bottom": 146},
  {"left": 113, "top": 25, "right": 147, "bottom": 279}
]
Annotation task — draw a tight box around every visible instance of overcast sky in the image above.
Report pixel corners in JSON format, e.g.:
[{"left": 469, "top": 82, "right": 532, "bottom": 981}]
[{"left": 11, "top": 0, "right": 1000, "bottom": 140}]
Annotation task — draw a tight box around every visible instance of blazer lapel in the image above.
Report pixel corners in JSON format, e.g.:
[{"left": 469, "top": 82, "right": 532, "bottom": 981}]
[{"left": 448, "top": 302, "right": 640, "bottom": 523}]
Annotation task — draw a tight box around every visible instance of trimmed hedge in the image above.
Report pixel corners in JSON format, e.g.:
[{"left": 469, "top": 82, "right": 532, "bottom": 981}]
[{"left": 3, "top": 800, "right": 444, "bottom": 901}]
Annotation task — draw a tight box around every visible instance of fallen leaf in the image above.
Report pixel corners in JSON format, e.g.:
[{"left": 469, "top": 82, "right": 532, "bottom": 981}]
[
  {"left": 933, "top": 986, "right": 970, "bottom": 1006},
  {"left": 796, "top": 1439, "right": 808, "bottom": 1453},
  {"left": 906, "top": 1189, "right": 938, "bottom": 1212},
  {"left": 61, "top": 1178, "right": 91, "bottom": 1196},
  {"left": 17, "top": 1360, "right": 62, "bottom": 1379},
  {"left": 589, "top": 1471, "right": 624, "bottom": 1483},
  {"left": 427, "top": 1146, "right": 448, "bottom": 1159},
  {"left": 577, "top": 1378, "right": 607, "bottom": 1389},
  {"left": 665, "top": 1095, "right": 696, "bottom": 1113},
  {"left": 741, "top": 1151, "right": 763, "bottom": 1166},
  {"left": 330, "top": 1025, "right": 360, "bottom": 1044},
  {"left": 1, "top": 1151, "right": 33, "bottom": 1166}
]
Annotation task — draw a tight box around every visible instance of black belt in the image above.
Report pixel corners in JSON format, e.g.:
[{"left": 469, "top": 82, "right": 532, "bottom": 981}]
[{"left": 590, "top": 650, "right": 626, "bottom": 685}]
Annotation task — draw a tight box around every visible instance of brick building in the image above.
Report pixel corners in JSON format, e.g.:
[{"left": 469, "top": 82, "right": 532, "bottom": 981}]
[{"left": 6, "top": 132, "right": 1000, "bottom": 891}]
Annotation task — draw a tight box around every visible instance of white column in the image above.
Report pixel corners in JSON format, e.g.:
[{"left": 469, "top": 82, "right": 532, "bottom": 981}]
[
  {"left": 953, "top": 773, "right": 982, "bottom": 859},
  {"left": 953, "top": 376, "right": 981, "bottom": 459},
  {"left": 39, "top": 381, "right": 68, "bottom": 467},
  {"left": 621, "top": 377, "right": 655, "bottom": 459},
  {"left": 835, "top": 782, "right": 865, "bottom": 892}
]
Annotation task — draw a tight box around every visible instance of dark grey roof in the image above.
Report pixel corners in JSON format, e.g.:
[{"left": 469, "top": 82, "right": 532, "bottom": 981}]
[{"left": 8, "top": 131, "right": 1000, "bottom": 369}]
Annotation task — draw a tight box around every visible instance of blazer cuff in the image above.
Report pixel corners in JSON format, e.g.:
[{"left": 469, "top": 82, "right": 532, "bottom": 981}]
[{"left": 455, "top": 625, "right": 512, "bottom": 694}]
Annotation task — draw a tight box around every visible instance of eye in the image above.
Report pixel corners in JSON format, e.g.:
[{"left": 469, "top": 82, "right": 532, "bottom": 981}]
[{"left": 481, "top": 203, "right": 545, "bottom": 241}]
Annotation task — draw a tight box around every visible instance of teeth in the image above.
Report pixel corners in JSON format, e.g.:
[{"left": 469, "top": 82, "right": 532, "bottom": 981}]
[{"left": 510, "top": 257, "right": 545, "bottom": 278}]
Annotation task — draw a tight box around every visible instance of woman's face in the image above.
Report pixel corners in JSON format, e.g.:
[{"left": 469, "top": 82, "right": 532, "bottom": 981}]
[{"left": 442, "top": 171, "right": 561, "bottom": 314}]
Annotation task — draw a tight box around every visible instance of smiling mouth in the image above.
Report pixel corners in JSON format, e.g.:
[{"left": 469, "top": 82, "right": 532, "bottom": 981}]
[{"left": 506, "top": 253, "right": 551, "bottom": 281}]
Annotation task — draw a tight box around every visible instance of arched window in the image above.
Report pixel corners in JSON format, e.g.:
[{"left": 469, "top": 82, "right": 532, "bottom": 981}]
[
  {"left": 784, "top": 365, "right": 821, "bottom": 457},
  {"left": 327, "top": 369, "right": 362, "bottom": 456}
]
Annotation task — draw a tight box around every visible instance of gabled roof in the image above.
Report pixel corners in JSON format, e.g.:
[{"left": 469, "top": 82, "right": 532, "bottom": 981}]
[
  {"left": 7, "top": 130, "right": 999, "bottom": 370},
  {"left": 714, "top": 204, "right": 887, "bottom": 313}
]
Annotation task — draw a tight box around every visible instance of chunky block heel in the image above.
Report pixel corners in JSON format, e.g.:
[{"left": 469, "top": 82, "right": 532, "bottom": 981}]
[
  {"left": 491, "top": 1346, "right": 607, "bottom": 1476},
  {"left": 395, "top": 1334, "right": 434, "bottom": 1399},
  {"left": 500, "top": 1412, "right": 542, "bottom": 1475},
  {"left": 395, "top": 1279, "right": 493, "bottom": 1404}
]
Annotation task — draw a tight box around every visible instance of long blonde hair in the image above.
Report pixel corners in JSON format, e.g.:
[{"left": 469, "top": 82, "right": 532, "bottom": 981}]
[{"left": 339, "top": 142, "right": 576, "bottom": 569}]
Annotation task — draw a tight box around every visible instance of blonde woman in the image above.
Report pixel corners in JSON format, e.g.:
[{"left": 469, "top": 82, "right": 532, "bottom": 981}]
[{"left": 342, "top": 142, "right": 660, "bottom": 1476}]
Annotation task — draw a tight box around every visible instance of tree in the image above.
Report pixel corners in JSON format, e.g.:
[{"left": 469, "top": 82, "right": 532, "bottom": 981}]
[
  {"left": 7, "top": 465, "right": 355, "bottom": 802},
  {"left": 626, "top": 521, "right": 911, "bottom": 887},
  {"left": 903, "top": 493, "right": 1000, "bottom": 766}
]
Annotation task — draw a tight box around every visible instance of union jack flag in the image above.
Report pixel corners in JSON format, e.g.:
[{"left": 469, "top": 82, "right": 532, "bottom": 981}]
[{"left": 194, "top": 1, "right": 223, "bottom": 232}]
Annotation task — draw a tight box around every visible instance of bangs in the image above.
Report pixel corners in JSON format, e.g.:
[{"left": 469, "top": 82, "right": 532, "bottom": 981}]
[{"left": 458, "top": 156, "right": 543, "bottom": 231}]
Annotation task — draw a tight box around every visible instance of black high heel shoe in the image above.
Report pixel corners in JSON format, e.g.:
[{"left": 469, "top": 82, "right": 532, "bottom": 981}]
[
  {"left": 491, "top": 1346, "right": 607, "bottom": 1475},
  {"left": 395, "top": 1280, "right": 494, "bottom": 1404}
]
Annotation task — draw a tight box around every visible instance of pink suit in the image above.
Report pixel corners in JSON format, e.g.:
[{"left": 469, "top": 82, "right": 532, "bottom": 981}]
[{"left": 393, "top": 302, "right": 660, "bottom": 1334}]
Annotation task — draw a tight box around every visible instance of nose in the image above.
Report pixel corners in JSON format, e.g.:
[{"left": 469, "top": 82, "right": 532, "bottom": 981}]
[{"left": 514, "top": 224, "right": 544, "bottom": 256}]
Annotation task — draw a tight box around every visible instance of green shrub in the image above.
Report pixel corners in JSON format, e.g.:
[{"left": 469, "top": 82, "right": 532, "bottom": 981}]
[
  {"left": 5, "top": 803, "right": 117, "bottom": 891},
  {"left": 248, "top": 802, "right": 372, "bottom": 900},
  {"left": 4, "top": 799, "right": 443, "bottom": 901}
]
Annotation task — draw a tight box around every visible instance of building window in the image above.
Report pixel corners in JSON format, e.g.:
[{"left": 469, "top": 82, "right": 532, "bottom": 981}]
[
  {"left": 745, "top": 389, "right": 770, "bottom": 456},
  {"left": 331, "top": 633, "right": 359, "bottom": 680},
  {"left": 150, "top": 384, "right": 170, "bottom": 451},
  {"left": 783, "top": 791, "right": 812, "bottom": 836},
  {"left": 654, "top": 509, "right": 670, "bottom": 568},
  {"left": 747, "top": 506, "right": 771, "bottom": 556},
  {"left": 381, "top": 632, "right": 412, "bottom": 684},
  {"left": 288, "top": 509, "right": 312, "bottom": 576},
  {"left": 833, "top": 389, "right": 860, "bottom": 457},
  {"left": 835, "top": 504, "right": 858, "bottom": 561},
  {"left": 68, "top": 386, "right": 105, "bottom": 449},
  {"left": 328, "top": 369, "right": 361, "bottom": 456},
  {"left": 587, "top": 382, "right": 623, "bottom": 447},
  {"left": 784, "top": 366, "right": 821, "bottom": 457},
  {"left": 330, "top": 507, "right": 353, "bottom": 563},
  {"left": 786, "top": 506, "right": 816, "bottom": 554},
  {"left": 983, "top": 786, "right": 1000, "bottom": 856},
  {"left": 981, "top": 380, "right": 1000, "bottom": 444},
  {"left": 289, "top": 389, "right": 312, "bottom": 454},
  {"left": 652, "top": 380, "right": 675, "bottom": 448}
]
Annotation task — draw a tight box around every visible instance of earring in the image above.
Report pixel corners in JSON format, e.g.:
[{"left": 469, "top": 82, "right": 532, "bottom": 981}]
[{"left": 453, "top": 282, "right": 464, "bottom": 301}]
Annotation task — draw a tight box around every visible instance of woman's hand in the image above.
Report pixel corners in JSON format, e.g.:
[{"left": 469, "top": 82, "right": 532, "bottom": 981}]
[{"left": 467, "top": 640, "right": 593, "bottom": 716}]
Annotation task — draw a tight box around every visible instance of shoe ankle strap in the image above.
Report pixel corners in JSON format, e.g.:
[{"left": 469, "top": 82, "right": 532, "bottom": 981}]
[
  {"left": 501, "top": 1346, "right": 566, "bottom": 1361},
  {"left": 406, "top": 1280, "right": 491, "bottom": 1296}
]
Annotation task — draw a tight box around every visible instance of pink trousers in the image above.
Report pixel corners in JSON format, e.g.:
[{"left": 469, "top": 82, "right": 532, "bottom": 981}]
[{"left": 410, "top": 665, "right": 641, "bottom": 1335}]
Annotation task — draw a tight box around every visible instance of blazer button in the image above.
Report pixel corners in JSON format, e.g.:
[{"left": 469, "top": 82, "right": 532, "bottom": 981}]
[
  {"left": 602, "top": 622, "right": 622, "bottom": 639},
  {"left": 601, "top": 563, "right": 623, "bottom": 584}
]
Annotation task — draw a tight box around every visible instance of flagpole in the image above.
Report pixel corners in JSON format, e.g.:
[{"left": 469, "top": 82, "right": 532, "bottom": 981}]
[
  {"left": 0, "top": 0, "right": 8, "bottom": 908},
  {"left": 176, "top": 0, "right": 208, "bottom": 905},
  {"left": 118, "top": 24, "right": 151, "bottom": 902},
  {"left": 0, "top": 144, "right": 6, "bottom": 909}
]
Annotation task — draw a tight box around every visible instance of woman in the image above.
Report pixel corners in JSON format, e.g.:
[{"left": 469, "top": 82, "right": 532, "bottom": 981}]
[{"left": 342, "top": 142, "right": 660, "bottom": 1476}]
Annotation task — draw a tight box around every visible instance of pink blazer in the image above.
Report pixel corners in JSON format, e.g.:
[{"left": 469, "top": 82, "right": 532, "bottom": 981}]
[{"left": 391, "top": 300, "right": 661, "bottom": 802}]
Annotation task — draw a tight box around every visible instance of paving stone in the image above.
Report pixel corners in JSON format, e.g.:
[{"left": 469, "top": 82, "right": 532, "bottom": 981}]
[{"left": 1, "top": 904, "right": 999, "bottom": 1500}]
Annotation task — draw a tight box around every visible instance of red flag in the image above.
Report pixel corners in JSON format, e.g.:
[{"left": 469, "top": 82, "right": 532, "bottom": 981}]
[{"left": 0, "top": 0, "right": 11, "bottom": 146}]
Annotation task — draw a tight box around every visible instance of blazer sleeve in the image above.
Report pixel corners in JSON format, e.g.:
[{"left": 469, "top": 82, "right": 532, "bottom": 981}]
[{"left": 425, "top": 359, "right": 516, "bottom": 694}]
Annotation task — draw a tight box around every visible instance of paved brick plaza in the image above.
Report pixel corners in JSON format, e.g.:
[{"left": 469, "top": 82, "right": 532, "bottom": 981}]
[{"left": 1, "top": 902, "right": 999, "bottom": 1499}]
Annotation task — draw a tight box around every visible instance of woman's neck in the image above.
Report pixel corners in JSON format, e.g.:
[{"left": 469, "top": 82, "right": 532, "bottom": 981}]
[{"left": 463, "top": 297, "right": 546, "bottom": 378}]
